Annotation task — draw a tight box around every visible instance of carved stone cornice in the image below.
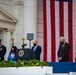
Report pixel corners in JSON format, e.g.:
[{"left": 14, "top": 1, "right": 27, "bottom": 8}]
[
  {"left": 15, "top": 1, "right": 23, "bottom": 7},
  {"left": 0, "top": 20, "right": 16, "bottom": 30},
  {"left": 0, "top": 7, "right": 18, "bottom": 23},
  {"left": 5, "top": 29, "right": 15, "bottom": 33},
  {"left": 0, "top": 7, "right": 17, "bottom": 30}
]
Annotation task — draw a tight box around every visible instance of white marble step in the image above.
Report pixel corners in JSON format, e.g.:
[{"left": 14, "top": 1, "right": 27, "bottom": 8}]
[{"left": 46, "top": 73, "right": 69, "bottom": 75}]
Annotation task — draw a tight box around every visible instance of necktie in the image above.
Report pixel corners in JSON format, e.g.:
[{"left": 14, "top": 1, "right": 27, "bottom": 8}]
[{"left": 33, "top": 46, "right": 37, "bottom": 51}]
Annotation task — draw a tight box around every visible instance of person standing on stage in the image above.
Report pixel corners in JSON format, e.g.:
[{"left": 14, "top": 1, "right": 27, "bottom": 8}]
[
  {"left": 57, "top": 37, "right": 70, "bottom": 62},
  {"left": 8, "top": 46, "right": 17, "bottom": 63},
  {"left": 31, "top": 40, "right": 42, "bottom": 61},
  {"left": 0, "top": 39, "right": 6, "bottom": 61}
]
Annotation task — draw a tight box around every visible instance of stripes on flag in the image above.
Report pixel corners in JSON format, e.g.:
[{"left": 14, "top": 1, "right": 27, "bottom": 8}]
[
  {"left": 73, "top": 0, "right": 76, "bottom": 62},
  {"left": 55, "top": 1, "right": 60, "bottom": 62},
  {"left": 68, "top": 2, "right": 73, "bottom": 62},
  {"left": 50, "top": 0, "right": 56, "bottom": 62},
  {"left": 43, "top": 0, "right": 74, "bottom": 62},
  {"left": 46, "top": 0, "right": 51, "bottom": 62},
  {"left": 43, "top": 0, "right": 47, "bottom": 61},
  {"left": 59, "top": 1, "right": 64, "bottom": 36}
]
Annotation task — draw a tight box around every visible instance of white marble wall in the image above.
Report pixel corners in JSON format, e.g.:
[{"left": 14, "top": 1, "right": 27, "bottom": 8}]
[{"left": 12, "top": 1, "right": 24, "bottom": 48}]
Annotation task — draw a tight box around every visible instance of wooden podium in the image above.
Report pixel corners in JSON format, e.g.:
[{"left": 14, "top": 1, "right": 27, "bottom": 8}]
[{"left": 15, "top": 48, "right": 36, "bottom": 60}]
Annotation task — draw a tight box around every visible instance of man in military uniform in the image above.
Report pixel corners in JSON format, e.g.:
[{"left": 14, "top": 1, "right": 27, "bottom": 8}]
[{"left": 0, "top": 39, "right": 6, "bottom": 61}]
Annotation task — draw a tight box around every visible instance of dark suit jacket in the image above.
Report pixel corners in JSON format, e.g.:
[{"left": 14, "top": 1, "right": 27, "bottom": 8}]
[
  {"left": 31, "top": 45, "right": 42, "bottom": 60},
  {"left": 57, "top": 42, "right": 70, "bottom": 62},
  {"left": 0, "top": 45, "right": 6, "bottom": 61}
]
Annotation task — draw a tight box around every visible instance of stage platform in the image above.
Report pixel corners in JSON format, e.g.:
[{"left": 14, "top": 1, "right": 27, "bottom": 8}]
[{"left": 48, "top": 62, "right": 76, "bottom": 73}]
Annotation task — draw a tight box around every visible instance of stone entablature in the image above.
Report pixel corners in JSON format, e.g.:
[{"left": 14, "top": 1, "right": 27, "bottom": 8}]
[{"left": 0, "top": 7, "right": 17, "bottom": 30}]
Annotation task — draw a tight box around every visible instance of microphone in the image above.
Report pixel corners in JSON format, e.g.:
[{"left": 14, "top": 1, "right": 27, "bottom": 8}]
[{"left": 21, "top": 44, "right": 27, "bottom": 48}]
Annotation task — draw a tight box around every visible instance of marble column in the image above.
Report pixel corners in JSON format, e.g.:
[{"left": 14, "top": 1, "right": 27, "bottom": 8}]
[
  {"left": 5, "top": 29, "right": 11, "bottom": 60},
  {"left": 24, "top": 0, "right": 37, "bottom": 48}
]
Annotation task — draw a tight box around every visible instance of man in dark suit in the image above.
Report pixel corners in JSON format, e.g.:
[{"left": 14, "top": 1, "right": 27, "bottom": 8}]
[
  {"left": 57, "top": 37, "right": 70, "bottom": 62},
  {"left": 31, "top": 40, "right": 42, "bottom": 60},
  {"left": 0, "top": 39, "right": 6, "bottom": 61}
]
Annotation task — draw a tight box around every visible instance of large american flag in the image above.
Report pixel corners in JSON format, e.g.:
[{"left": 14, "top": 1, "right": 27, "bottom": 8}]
[{"left": 43, "top": 0, "right": 76, "bottom": 62}]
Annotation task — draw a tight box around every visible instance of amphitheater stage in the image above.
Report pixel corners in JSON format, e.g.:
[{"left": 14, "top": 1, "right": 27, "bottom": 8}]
[{"left": 48, "top": 62, "right": 76, "bottom": 73}]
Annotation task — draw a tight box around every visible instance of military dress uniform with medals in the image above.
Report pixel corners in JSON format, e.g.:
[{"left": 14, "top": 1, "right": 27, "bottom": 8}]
[{"left": 0, "top": 45, "right": 6, "bottom": 61}]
